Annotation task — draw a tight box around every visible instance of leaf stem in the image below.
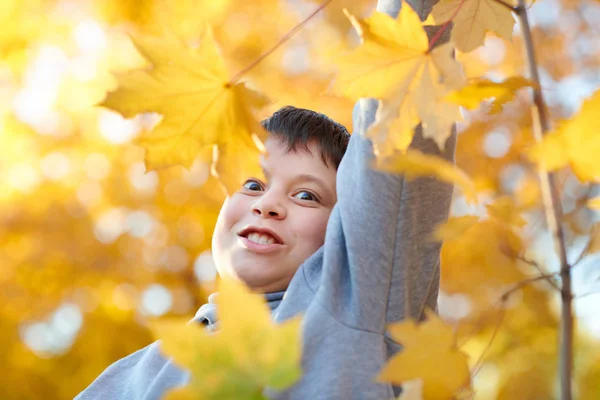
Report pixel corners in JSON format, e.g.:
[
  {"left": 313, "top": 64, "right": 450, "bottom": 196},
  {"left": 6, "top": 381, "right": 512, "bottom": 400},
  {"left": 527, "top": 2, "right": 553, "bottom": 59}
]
[
  {"left": 228, "top": 0, "right": 332, "bottom": 85},
  {"left": 491, "top": 0, "right": 518, "bottom": 12},
  {"left": 515, "top": 0, "right": 573, "bottom": 398},
  {"left": 426, "top": 0, "right": 466, "bottom": 53}
]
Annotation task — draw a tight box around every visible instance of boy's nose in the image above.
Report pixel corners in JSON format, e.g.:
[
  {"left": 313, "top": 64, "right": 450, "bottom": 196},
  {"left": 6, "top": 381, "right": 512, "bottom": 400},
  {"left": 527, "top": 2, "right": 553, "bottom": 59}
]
[{"left": 252, "top": 196, "right": 286, "bottom": 220}]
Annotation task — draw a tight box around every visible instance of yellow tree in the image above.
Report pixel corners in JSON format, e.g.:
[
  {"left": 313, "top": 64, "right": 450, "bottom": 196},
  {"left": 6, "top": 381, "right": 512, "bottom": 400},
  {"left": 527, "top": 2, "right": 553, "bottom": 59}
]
[{"left": 1, "top": 0, "right": 600, "bottom": 399}]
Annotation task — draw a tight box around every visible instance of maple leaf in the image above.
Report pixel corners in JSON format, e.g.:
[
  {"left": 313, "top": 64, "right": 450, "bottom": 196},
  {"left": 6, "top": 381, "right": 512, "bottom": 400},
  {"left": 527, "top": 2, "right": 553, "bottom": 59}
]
[
  {"left": 377, "top": 311, "right": 470, "bottom": 400},
  {"left": 485, "top": 196, "right": 527, "bottom": 227},
  {"left": 397, "top": 379, "right": 424, "bottom": 400},
  {"left": 588, "top": 196, "right": 600, "bottom": 210},
  {"left": 445, "top": 76, "right": 535, "bottom": 113},
  {"left": 332, "top": 5, "right": 465, "bottom": 157},
  {"left": 431, "top": 0, "right": 516, "bottom": 53},
  {"left": 585, "top": 223, "right": 600, "bottom": 257},
  {"left": 375, "top": 149, "right": 477, "bottom": 202},
  {"left": 527, "top": 89, "right": 600, "bottom": 183},
  {"left": 432, "top": 215, "right": 480, "bottom": 241},
  {"left": 151, "top": 278, "right": 302, "bottom": 400},
  {"left": 101, "top": 29, "right": 269, "bottom": 194}
]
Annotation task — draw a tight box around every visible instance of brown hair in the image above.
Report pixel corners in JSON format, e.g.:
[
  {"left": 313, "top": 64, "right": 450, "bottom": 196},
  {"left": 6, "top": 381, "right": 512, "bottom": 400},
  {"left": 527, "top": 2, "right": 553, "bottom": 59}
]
[{"left": 261, "top": 106, "right": 350, "bottom": 169}]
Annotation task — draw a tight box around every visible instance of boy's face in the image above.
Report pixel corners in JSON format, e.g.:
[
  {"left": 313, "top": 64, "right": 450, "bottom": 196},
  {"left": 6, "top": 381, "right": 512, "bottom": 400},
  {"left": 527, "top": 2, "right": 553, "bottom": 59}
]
[{"left": 212, "top": 136, "right": 338, "bottom": 293}]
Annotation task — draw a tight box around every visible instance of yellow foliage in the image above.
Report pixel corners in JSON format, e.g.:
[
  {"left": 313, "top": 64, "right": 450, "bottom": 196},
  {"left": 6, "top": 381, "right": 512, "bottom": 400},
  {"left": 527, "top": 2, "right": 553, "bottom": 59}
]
[
  {"left": 152, "top": 278, "right": 302, "bottom": 399},
  {"left": 433, "top": 215, "right": 479, "bottom": 242},
  {"left": 431, "top": 0, "right": 516, "bottom": 53},
  {"left": 437, "top": 216, "right": 524, "bottom": 307},
  {"left": 1, "top": 0, "right": 599, "bottom": 399},
  {"left": 332, "top": 5, "right": 465, "bottom": 157},
  {"left": 588, "top": 197, "right": 600, "bottom": 210},
  {"left": 375, "top": 149, "right": 477, "bottom": 202},
  {"left": 588, "top": 223, "right": 600, "bottom": 256},
  {"left": 528, "top": 89, "right": 600, "bottom": 183},
  {"left": 445, "top": 76, "right": 536, "bottom": 114},
  {"left": 377, "top": 311, "right": 470, "bottom": 399},
  {"left": 102, "top": 29, "right": 268, "bottom": 194}
]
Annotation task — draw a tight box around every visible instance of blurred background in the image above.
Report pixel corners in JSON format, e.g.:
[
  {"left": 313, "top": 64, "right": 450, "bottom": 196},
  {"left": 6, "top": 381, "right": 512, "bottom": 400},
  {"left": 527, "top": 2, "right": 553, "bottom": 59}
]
[{"left": 1, "top": 0, "right": 599, "bottom": 398}]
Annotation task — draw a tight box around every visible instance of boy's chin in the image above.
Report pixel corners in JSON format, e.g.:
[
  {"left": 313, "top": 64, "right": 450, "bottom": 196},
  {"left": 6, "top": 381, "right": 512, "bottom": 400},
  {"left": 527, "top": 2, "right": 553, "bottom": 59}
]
[{"left": 227, "top": 260, "right": 292, "bottom": 293}]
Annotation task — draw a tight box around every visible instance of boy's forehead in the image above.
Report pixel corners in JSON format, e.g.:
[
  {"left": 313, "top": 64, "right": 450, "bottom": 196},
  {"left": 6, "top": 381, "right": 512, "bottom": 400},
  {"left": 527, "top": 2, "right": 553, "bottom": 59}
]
[
  {"left": 262, "top": 136, "right": 322, "bottom": 163},
  {"left": 261, "top": 137, "right": 336, "bottom": 180}
]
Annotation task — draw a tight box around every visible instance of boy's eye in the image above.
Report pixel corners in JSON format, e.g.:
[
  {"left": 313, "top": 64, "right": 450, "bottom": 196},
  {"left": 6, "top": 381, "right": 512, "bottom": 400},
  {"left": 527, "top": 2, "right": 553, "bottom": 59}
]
[
  {"left": 242, "top": 180, "right": 263, "bottom": 191},
  {"left": 294, "top": 191, "right": 317, "bottom": 202}
]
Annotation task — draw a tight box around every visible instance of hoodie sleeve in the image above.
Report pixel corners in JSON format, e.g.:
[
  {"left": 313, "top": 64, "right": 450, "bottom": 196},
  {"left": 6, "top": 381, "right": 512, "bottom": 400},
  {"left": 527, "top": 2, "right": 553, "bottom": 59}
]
[
  {"left": 313, "top": 97, "right": 455, "bottom": 333},
  {"left": 74, "top": 341, "right": 189, "bottom": 400}
]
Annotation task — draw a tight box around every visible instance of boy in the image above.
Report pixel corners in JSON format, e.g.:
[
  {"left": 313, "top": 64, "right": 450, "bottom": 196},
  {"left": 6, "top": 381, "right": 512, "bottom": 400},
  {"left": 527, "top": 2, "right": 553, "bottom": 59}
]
[{"left": 76, "top": 100, "right": 454, "bottom": 399}]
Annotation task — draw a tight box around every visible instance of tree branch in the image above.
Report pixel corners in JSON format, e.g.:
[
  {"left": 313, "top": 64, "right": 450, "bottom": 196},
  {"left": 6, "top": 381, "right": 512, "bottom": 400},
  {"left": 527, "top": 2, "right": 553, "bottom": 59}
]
[
  {"left": 516, "top": 254, "right": 562, "bottom": 291},
  {"left": 515, "top": 1, "right": 573, "bottom": 398},
  {"left": 228, "top": 0, "right": 332, "bottom": 85}
]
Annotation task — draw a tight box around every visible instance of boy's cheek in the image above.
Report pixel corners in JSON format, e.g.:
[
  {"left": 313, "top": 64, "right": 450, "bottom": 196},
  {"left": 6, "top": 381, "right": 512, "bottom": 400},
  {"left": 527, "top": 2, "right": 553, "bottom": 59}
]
[{"left": 212, "top": 195, "right": 248, "bottom": 254}]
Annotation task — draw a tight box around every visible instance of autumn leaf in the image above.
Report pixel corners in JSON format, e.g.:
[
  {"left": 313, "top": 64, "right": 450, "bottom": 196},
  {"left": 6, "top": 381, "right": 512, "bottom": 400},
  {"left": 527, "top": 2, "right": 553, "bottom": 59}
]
[
  {"left": 332, "top": 5, "right": 465, "bottom": 157},
  {"left": 375, "top": 150, "right": 477, "bottom": 202},
  {"left": 587, "top": 223, "right": 600, "bottom": 256},
  {"left": 433, "top": 215, "right": 480, "bottom": 241},
  {"left": 485, "top": 196, "right": 527, "bottom": 227},
  {"left": 101, "top": 29, "right": 269, "bottom": 194},
  {"left": 431, "top": 0, "right": 516, "bottom": 53},
  {"left": 437, "top": 215, "right": 525, "bottom": 317},
  {"left": 151, "top": 278, "right": 303, "bottom": 400},
  {"left": 589, "top": 197, "right": 600, "bottom": 210},
  {"left": 527, "top": 89, "right": 600, "bottom": 183},
  {"left": 377, "top": 311, "right": 470, "bottom": 400},
  {"left": 397, "top": 379, "right": 424, "bottom": 400},
  {"left": 445, "top": 76, "right": 535, "bottom": 113}
]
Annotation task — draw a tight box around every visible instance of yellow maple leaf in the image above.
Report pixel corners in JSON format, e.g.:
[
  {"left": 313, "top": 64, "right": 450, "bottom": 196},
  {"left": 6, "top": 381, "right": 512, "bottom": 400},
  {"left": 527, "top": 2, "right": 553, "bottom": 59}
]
[
  {"left": 377, "top": 311, "right": 470, "bottom": 399},
  {"left": 445, "top": 76, "right": 535, "bottom": 113},
  {"left": 151, "top": 278, "right": 302, "bottom": 400},
  {"left": 588, "top": 197, "right": 600, "bottom": 210},
  {"left": 375, "top": 150, "right": 477, "bottom": 202},
  {"left": 101, "top": 29, "right": 268, "bottom": 194},
  {"left": 332, "top": 5, "right": 465, "bottom": 157},
  {"left": 437, "top": 217, "right": 524, "bottom": 316},
  {"left": 431, "top": 0, "right": 516, "bottom": 53},
  {"left": 485, "top": 196, "right": 527, "bottom": 227},
  {"left": 432, "top": 215, "right": 480, "bottom": 241},
  {"left": 527, "top": 89, "right": 600, "bottom": 183},
  {"left": 589, "top": 223, "right": 600, "bottom": 256}
]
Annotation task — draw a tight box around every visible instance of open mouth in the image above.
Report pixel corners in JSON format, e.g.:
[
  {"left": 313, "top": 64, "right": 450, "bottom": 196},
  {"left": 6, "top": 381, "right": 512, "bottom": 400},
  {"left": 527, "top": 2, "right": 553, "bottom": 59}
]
[{"left": 238, "top": 227, "right": 283, "bottom": 245}]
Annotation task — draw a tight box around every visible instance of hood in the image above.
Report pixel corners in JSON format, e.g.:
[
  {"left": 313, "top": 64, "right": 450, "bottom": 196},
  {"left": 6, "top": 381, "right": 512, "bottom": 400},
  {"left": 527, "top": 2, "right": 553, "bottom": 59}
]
[{"left": 193, "top": 290, "right": 286, "bottom": 328}]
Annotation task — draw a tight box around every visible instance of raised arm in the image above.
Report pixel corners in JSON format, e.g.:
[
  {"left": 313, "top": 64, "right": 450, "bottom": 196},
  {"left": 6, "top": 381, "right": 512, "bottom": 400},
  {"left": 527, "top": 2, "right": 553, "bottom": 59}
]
[{"left": 315, "top": 92, "right": 455, "bottom": 333}]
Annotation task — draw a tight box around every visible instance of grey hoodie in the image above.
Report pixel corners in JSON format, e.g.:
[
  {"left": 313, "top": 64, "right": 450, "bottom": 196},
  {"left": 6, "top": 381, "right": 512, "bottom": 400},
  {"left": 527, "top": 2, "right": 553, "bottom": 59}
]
[{"left": 76, "top": 78, "right": 455, "bottom": 399}]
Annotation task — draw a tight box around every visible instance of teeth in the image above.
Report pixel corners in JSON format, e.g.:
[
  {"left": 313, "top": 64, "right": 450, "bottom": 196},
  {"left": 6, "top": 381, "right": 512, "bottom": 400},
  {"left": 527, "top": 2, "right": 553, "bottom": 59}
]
[{"left": 247, "top": 232, "right": 276, "bottom": 245}]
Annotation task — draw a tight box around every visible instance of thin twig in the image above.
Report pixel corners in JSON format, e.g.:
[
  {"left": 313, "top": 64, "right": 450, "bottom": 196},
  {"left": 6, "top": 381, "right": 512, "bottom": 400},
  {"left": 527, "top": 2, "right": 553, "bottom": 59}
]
[
  {"left": 461, "top": 271, "right": 556, "bottom": 373},
  {"left": 516, "top": 254, "right": 562, "bottom": 291},
  {"left": 457, "top": 270, "right": 559, "bottom": 349},
  {"left": 516, "top": 0, "right": 573, "bottom": 398},
  {"left": 490, "top": 0, "right": 518, "bottom": 12},
  {"left": 574, "top": 287, "right": 600, "bottom": 300},
  {"left": 573, "top": 238, "right": 592, "bottom": 267},
  {"left": 228, "top": 0, "right": 332, "bottom": 85},
  {"left": 471, "top": 306, "right": 506, "bottom": 377},
  {"left": 500, "top": 272, "right": 559, "bottom": 300}
]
